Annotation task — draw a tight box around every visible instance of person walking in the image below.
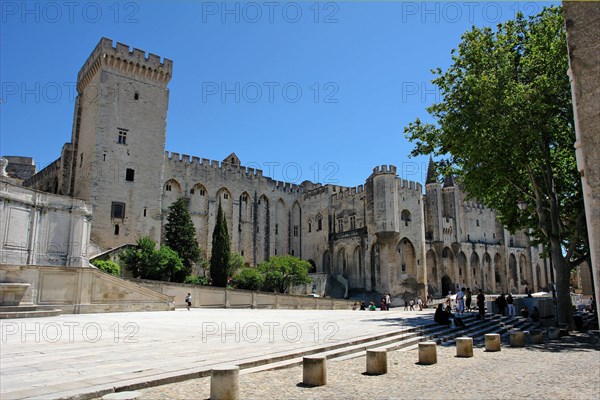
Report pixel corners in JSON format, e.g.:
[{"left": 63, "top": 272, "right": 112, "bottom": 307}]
[
  {"left": 506, "top": 293, "right": 515, "bottom": 317},
  {"left": 409, "top": 299, "right": 415, "bottom": 311},
  {"left": 185, "top": 293, "right": 192, "bottom": 311},
  {"left": 456, "top": 287, "right": 465, "bottom": 314},
  {"left": 385, "top": 292, "right": 391, "bottom": 310},
  {"left": 417, "top": 297, "right": 423, "bottom": 311},
  {"left": 476, "top": 289, "right": 485, "bottom": 320},
  {"left": 465, "top": 288, "right": 472, "bottom": 311}
]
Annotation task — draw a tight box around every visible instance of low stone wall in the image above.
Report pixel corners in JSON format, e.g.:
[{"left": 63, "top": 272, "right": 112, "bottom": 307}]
[
  {"left": 126, "top": 278, "right": 356, "bottom": 310},
  {"left": 0, "top": 265, "right": 174, "bottom": 313}
]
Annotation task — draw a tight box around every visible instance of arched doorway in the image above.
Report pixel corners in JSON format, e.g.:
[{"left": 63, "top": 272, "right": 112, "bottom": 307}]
[{"left": 441, "top": 275, "right": 453, "bottom": 296}]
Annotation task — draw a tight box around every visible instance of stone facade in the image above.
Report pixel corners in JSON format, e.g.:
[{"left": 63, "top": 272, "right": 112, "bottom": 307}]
[
  {"left": 23, "top": 38, "right": 549, "bottom": 297},
  {"left": 0, "top": 178, "right": 92, "bottom": 267},
  {"left": 423, "top": 163, "right": 549, "bottom": 296}
]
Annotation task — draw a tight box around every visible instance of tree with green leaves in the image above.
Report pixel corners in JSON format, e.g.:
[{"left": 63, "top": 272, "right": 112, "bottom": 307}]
[
  {"left": 229, "top": 252, "right": 245, "bottom": 276},
  {"left": 164, "top": 197, "right": 200, "bottom": 282},
  {"left": 258, "top": 255, "right": 312, "bottom": 293},
  {"left": 210, "top": 201, "right": 230, "bottom": 287},
  {"left": 232, "top": 268, "right": 264, "bottom": 291},
  {"left": 404, "top": 6, "right": 588, "bottom": 328},
  {"left": 91, "top": 259, "right": 121, "bottom": 276},
  {"left": 121, "top": 236, "right": 184, "bottom": 281}
]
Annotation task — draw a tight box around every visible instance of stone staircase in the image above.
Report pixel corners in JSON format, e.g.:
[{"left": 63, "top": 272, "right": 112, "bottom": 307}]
[
  {"left": 239, "top": 313, "right": 540, "bottom": 375},
  {"left": 0, "top": 305, "right": 63, "bottom": 319}
]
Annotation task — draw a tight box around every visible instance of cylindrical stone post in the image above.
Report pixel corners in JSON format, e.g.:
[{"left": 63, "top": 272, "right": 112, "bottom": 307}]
[
  {"left": 210, "top": 365, "right": 239, "bottom": 400},
  {"left": 531, "top": 330, "right": 544, "bottom": 344},
  {"left": 548, "top": 327, "right": 561, "bottom": 340},
  {"left": 303, "top": 355, "right": 327, "bottom": 386},
  {"left": 456, "top": 337, "right": 473, "bottom": 358},
  {"left": 418, "top": 342, "right": 437, "bottom": 365},
  {"left": 510, "top": 330, "right": 525, "bottom": 347},
  {"left": 366, "top": 348, "right": 387, "bottom": 375},
  {"left": 485, "top": 334, "right": 501, "bottom": 352}
]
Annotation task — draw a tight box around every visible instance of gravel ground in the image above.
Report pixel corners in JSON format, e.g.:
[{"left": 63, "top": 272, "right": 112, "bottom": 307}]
[{"left": 136, "top": 332, "right": 600, "bottom": 400}]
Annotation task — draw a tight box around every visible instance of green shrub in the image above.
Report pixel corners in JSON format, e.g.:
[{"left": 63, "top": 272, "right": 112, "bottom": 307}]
[
  {"left": 91, "top": 259, "right": 121, "bottom": 276},
  {"left": 233, "top": 268, "right": 264, "bottom": 291},
  {"left": 184, "top": 275, "right": 210, "bottom": 286}
]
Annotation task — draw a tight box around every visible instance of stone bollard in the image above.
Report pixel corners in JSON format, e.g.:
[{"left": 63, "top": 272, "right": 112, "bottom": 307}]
[
  {"left": 418, "top": 342, "right": 437, "bottom": 365},
  {"left": 531, "top": 330, "right": 544, "bottom": 344},
  {"left": 485, "top": 334, "right": 501, "bottom": 352},
  {"left": 548, "top": 327, "right": 561, "bottom": 340},
  {"left": 456, "top": 337, "right": 473, "bottom": 358},
  {"left": 509, "top": 330, "right": 525, "bottom": 347},
  {"left": 303, "top": 355, "right": 327, "bottom": 386},
  {"left": 366, "top": 348, "right": 387, "bottom": 375},
  {"left": 210, "top": 365, "right": 239, "bottom": 400}
]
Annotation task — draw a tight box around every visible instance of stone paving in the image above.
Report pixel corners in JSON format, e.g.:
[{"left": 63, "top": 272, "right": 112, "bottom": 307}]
[
  {"left": 137, "top": 331, "right": 600, "bottom": 400},
  {"left": 1, "top": 308, "right": 430, "bottom": 399},
  {"left": 2, "top": 308, "right": 599, "bottom": 399}
]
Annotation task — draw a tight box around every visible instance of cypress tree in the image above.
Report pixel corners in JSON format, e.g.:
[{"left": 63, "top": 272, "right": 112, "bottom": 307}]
[
  {"left": 210, "top": 201, "right": 230, "bottom": 287},
  {"left": 164, "top": 197, "right": 200, "bottom": 282}
]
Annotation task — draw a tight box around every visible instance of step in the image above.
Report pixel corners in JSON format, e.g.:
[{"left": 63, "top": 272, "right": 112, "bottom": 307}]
[{"left": 0, "top": 309, "right": 63, "bottom": 319}]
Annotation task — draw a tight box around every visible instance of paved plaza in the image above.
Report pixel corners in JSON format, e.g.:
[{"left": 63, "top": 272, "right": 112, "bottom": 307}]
[
  {"left": 1, "top": 308, "right": 429, "bottom": 399},
  {"left": 139, "top": 332, "right": 600, "bottom": 400},
  {"left": 2, "top": 308, "right": 599, "bottom": 400}
]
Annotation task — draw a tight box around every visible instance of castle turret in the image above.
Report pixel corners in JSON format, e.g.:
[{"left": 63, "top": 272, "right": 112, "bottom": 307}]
[{"left": 69, "top": 38, "right": 172, "bottom": 248}]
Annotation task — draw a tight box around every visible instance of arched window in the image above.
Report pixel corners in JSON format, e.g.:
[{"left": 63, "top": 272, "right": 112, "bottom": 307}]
[{"left": 401, "top": 210, "right": 412, "bottom": 226}]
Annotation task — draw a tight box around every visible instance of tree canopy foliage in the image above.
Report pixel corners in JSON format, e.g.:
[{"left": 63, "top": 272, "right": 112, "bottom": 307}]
[
  {"left": 210, "top": 202, "right": 231, "bottom": 287},
  {"left": 258, "top": 255, "right": 312, "bottom": 293},
  {"left": 121, "top": 236, "right": 183, "bottom": 281},
  {"left": 404, "top": 6, "right": 588, "bottom": 327},
  {"left": 164, "top": 197, "right": 200, "bottom": 282}
]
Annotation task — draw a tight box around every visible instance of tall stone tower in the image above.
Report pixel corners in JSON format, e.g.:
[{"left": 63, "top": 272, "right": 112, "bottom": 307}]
[{"left": 69, "top": 38, "right": 172, "bottom": 248}]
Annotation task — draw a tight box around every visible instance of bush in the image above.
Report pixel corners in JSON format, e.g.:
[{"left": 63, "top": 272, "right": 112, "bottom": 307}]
[
  {"left": 121, "top": 236, "right": 185, "bottom": 281},
  {"left": 184, "top": 275, "right": 210, "bottom": 286},
  {"left": 258, "top": 255, "right": 312, "bottom": 293},
  {"left": 233, "top": 268, "right": 264, "bottom": 291},
  {"left": 91, "top": 259, "right": 121, "bottom": 276}
]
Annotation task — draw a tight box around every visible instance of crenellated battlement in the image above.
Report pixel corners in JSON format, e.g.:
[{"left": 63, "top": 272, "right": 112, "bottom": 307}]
[
  {"left": 370, "top": 164, "right": 398, "bottom": 177},
  {"left": 163, "top": 151, "right": 307, "bottom": 193},
  {"left": 77, "top": 37, "right": 172, "bottom": 93},
  {"left": 399, "top": 178, "right": 423, "bottom": 194},
  {"left": 331, "top": 184, "right": 365, "bottom": 201}
]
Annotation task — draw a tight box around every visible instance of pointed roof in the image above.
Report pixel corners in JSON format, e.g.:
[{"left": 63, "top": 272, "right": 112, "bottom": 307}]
[
  {"left": 426, "top": 156, "right": 438, "bottom": 184},
  {"left": 223, "top": 152, "right": 240, "bottom": 166}
]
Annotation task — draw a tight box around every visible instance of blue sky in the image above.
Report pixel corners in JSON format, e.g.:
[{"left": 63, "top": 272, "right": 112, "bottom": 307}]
[{"left": 1, "top": 1, "right": 558, "bottom": 187}]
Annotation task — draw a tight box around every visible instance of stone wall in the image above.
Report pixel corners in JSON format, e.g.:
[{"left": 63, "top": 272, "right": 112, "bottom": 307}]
[
  {"left": 0, "top": 179, "right": 91, "bottom": 267},
  {"left": 127, "top": 278, "right": 355, "bottom": 310},
  {"left": 0, "top": 264, "right": 174, "bottom": 313}
]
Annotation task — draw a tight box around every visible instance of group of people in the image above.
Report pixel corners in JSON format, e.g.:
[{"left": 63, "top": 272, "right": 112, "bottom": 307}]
[
  {"left": 353, "top": 292, "right": 392, "bottom": 311},
  {"left": 434, "top": 303, "right": 466, "bottom": 327},
  {"left": 403, "top": 297, "right": 426, "bottom": 311}
]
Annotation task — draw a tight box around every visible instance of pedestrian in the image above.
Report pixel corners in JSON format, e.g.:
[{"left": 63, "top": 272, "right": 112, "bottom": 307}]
[
  {"left": 465, "top": 288, "right": 472, "bottom": 311},
  {"left": 409, "top": 299, "right": 415, "bottom": 311},
  {"left": 185, "top": 292, "right": 192, "bottom": 311},
  {"left": 456, "top": 287, "right": 465, "bottom": 314},
  {"left": 380, "top": 297, "right": 387, "bottom": 311},
  {"left": 506, "top": 293, "right": 515, "bottom": 316},
  {"left": 385, "top": 292, "right": 391, "bottom": 310},
  {"left": 417, "top": 297, "right": 423, "bottom": 311},
  {"left": 404, "top": 299, "right": 408, "bottom": 311},
  {"left": 495, "top": 293, "right": 507, "bottom": 316},
  {"left": 476, "top": 289, "right": 485, "bottom": 320}
]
